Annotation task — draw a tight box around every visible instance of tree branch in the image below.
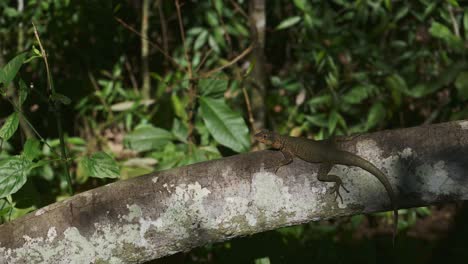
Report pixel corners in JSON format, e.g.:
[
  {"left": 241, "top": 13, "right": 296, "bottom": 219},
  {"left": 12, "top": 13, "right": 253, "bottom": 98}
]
[{"left": 1, "top": 120, "right": 468, "bottom": 263}]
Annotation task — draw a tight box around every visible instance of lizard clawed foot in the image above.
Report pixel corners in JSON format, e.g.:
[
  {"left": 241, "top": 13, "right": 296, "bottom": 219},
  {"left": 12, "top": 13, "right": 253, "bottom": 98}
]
[
  {"left": 328, "top": 178, "right": 349, "bottom": 204},
  {"left": 264, "top": 165, "right": 280, "bottom": 174}
]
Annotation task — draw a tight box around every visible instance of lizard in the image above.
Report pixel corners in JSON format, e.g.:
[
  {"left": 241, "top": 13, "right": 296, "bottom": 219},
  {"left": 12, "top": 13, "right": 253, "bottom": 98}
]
[{"left": 254, "top": 130, "right": 398, "bottom": 244}]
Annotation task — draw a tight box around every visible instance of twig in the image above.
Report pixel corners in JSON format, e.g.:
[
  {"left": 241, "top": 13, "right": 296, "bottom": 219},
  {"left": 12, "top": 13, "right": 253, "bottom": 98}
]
[
  {"left": 242, "top": 84, "right": 256, "bottom": 137},
  {"left": 211, "top": 0, "right": 233, "bottom": 56},
  {"left": 200, "top": 44, "right": 254, "bottom": 77},
  {"left": 157, "top": 0, "right": 169, "bottom": 57},
  {"left": 114, "top": 17, "right": 183, "bottom": 71},
  {"left": 123, "top": 56, "right": 139, "bottom": 94},
  {"left": 32, "top": 22, "right": 73, "bottom": 195},
  {"left": 88, "top": 71, "right": 114, "bottom": 119},
  {"left": 448, "top": 4, "right": 460, "bottom": 37},
  {"left": 141, "top": 0, "right": 151, "bottom": 99},
  {"left": 176, "top": 0, "right": 197, "bottom": 151},
  {"left": 195, "top": 49, "right": 213, "bottom": 73},
  {"left": 32, "top": 23, "right": 53, "bottom": 96}
]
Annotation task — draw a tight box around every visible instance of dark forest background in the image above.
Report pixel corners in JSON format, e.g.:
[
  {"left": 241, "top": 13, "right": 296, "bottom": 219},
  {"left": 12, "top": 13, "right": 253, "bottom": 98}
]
[{"left": 1, "top": 1, "right": 468, "bottom": 263}]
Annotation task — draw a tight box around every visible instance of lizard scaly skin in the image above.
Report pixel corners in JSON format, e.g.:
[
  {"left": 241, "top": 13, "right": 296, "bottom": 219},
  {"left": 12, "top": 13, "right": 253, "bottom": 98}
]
[{"left": 254, "top": 130, "right": 398, "bottom": 244}]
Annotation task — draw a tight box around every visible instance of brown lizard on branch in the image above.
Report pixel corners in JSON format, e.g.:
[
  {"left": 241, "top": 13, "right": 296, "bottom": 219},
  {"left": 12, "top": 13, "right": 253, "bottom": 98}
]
[{"left": 254, "top": 130, "right": 398, "bottom": 244}]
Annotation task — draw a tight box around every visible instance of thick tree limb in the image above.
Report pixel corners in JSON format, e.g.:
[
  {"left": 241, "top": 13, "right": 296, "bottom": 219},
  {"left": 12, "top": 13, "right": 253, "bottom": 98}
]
[{"left": 1, "top": 120, "right": 468, "bottom": 263}]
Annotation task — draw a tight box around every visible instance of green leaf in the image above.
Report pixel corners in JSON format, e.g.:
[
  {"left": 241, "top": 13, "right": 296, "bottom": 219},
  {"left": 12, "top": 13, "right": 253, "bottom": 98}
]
[
  {"left": 171, "top": 118, "right": 188, "bottom": 143},
  {"left": 171, "top": 94, "right": 188, "bottom": 121},
  {"left": 293, "top": 0, "right": 307, "bottom": 11},
  {"left": 199, "top": 77, "right": 228, "bottom": 98},
  {"left": 199, "top": 97, "right": 250, "bottom": 152},
  {"left": 194, "top": 30, "right": 209, "bottom": 50},
  {"left": 23, "top": 138, "right": 41, "bottom": 161},
  {"left": 276, "top": 16, "right": 301, "bottom": 30},
  {"left": 342, "top": 85, "right": 373, "bottom": 104},
  {"left": 18, "top": 79, "right": 28, "bottom": 105},
  {"left": 464, "top": 9, "right": 468, "bottom": 39},
  {"left": 125, "top": 124, "right": 173, "bottom": 152},
  {"left": 213, "top": 0, "right": 223, "bottom": 13},
  {"left": 0, "top": 112, "right": 19, "bottom": 141},
  {"left": 50, "top": 92, "right": 71, "bottom": 105},
  {"left": 305, "top": 114, "right": 328, "bottom": 127},
  {"left": 81, "top": 152, "right": 120, "bottom": 179},
  {"left": 0, "top": 156, "right": 33, "bottom": 199},
  {"left": 455, "top": 72, "right": 468, "bottom": 100},
  {"left": 429, "top": 21, "right": 463, "bottom": 51},
  {"left": 307, "top": 95, "right": 332, "bottom": 108},
  {"left": 0, "top": 53, "right": 27, "bottom": 87},
  {"left": 366, "top": 103, "right": 385, "bottom": 130},
  {"left": 328, "top": 110, "right": 339, "bottom": 135}
]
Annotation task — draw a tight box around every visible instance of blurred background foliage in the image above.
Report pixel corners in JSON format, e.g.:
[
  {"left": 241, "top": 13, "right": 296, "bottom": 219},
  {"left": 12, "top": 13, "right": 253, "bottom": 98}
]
[{"left": 1, "top": 0, "right": 468, "bottom": 263}]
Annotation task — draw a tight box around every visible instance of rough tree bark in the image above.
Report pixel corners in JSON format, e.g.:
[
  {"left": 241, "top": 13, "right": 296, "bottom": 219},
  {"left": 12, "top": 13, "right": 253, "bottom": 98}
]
[{"left": 1, "top": 120, "right": 468, "bottom": 263}]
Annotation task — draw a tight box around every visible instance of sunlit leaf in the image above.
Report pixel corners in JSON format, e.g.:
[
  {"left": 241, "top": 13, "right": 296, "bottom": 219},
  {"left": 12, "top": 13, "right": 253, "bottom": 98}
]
[
  {"left": 171, "top": 118, "right": 188, "bottom": 143},
  {"left": 0, "top": 53, "right": 27, "bottom": 87},
  {"left": 199, "top": 77, "right": 228, "bottom": 98},
  {"left": 125, "top": 124, "right": 173, "bottom": 152},
  {"left": 194, "top": 30, "right": 209, "bottom": 50},
  {"left": 0, "top": 112, "right": 19, "bottom": 141},
  {"left": 429, "top": 21, "right": 463, "bottom": 51},
  {"left": 23, "top": 138, "right": 41, "bottom": 161},
  {"left": 199, "top": 97, "right": 250, "bottom": 152},
  {"left": 328, "top": 110, "right": 339, "bottom": 134},
  {"left": 81, "top": 152, "right": 120, "bottom": 179},
  {"left": 276, "top": 16, "right": 301, "bottom": 30},
  {"left": 366, "top": 103, "right": 385, "bottom": 130},
  {"left": 0, "top": 156, "right": 33, "bottom": 199}
]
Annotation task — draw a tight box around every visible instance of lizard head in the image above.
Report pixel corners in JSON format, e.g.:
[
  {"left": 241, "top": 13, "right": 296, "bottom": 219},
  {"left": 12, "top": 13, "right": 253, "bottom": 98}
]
[{"left": 254, "top": 130, "right": 282, "bottom": 149}]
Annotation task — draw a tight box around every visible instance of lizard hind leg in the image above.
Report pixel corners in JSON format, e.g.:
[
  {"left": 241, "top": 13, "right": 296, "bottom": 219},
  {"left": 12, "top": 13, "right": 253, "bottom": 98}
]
[{"left": 317, "top": 163, "right": 350, "bottom": 203}]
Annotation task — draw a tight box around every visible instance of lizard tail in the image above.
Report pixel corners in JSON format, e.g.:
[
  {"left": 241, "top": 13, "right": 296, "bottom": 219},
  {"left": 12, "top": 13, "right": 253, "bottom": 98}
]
[{"left": 337, "top": 151, "right": 398, "bottom": 245}]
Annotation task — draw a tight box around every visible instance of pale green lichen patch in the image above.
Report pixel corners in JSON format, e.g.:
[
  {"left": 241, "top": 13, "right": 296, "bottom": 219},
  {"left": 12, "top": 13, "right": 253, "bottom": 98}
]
[
  {"left": 122, "top": 204, "right": 143, "bottom": 222},
  {"left": 413, "top": 160, "right": 465, "bottom": 200}
]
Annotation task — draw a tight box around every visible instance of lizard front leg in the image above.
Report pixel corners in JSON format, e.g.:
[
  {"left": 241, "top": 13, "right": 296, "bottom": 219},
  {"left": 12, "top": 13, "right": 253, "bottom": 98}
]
[
  {"left": 317, "top": 163, "right": 349, "bottom": 203},
  {"left": 268, "top": 149, "right": 293, "bottom": 173}
]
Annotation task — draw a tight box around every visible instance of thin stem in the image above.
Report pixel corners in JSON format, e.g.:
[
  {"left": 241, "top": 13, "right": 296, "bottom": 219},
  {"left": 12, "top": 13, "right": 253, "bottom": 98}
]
[{"left": 32, "top": 22, "right": 73, "bottom": 195}]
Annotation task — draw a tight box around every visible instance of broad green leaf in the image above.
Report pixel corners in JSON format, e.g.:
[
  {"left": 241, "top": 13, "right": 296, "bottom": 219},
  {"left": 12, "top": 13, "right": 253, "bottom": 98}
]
[
  {"left": 125, "top": 124, "right": 173, "bottom": 152},
  {"left": 0, "top": 156, "right": 33, "bottom": 199},
  {"left": 18, "top": 79, "right": 28, "bottom": 105},
  {"left": 199, "top": 77, "right": 228, "bottom": 98},
  {"left": 199, "top": 97, "right": 250, "bottom": 152},
  {"left": 23, "top": 138, "right": 41, "bottom": 161},
  {"left": 276, "top": 16, "right": 301, "bottom": 30},
  {"left": 0, "top": 112, "right": 19, "bottom": 141},
  {"left": 0, "top": 53, "right": 27, "bottom": 87},
  {"left": 81, "top": 152, "right": 120, "bottom": 179},
  {"left": 366, "top": 103, "right": 385, "bottom": 130},
  {"left": 429, "top": 21, "right": 463, "bottom": 51},
  {"left": 342, "top": 85, "right": 373, "bottom": 104},
  {"left": 455, "top": 72, "right": 468, "bottom": 100}
]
